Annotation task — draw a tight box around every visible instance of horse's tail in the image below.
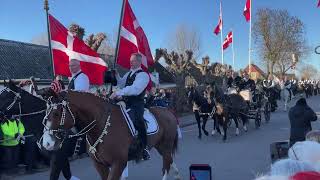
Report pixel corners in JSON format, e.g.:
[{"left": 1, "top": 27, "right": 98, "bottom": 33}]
[{"left": 172, "top": 129, "right": 179, "bottom": 156}]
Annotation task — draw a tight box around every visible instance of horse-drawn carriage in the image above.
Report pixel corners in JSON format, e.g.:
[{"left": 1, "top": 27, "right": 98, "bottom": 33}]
[{"left": 226, "top": 87, "right": 262, "bottom": 129}]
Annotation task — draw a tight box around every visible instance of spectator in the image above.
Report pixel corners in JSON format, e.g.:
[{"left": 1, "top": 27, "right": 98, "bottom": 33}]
[
  {"left": 288, "top": 98, "right": 317, "bottom": 147},
  {"left": 0, "top": 112, "right": 25, "bottom": 175}
]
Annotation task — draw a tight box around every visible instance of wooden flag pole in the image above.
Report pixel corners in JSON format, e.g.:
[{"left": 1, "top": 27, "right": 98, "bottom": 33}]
[
  {"left": 231, "top": 30, "right": 235, "bottom": 71},
  {"left": 44, "top": 0, "right": 55, "bottom": 79},
  {"left": 114, "top": 0, "right": 126, "bottom": 69}
]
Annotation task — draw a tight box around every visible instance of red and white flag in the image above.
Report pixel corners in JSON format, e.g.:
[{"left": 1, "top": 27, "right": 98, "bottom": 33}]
[
  {"left": 117, "top": 0, "right": 154, "bottom": 89},
  {"left": 49, "top": 14, "right": 107, "bottom": 85},
  {"left": 117, "top": 0, "right": 154, "bottom": 70},
  {"left": 214, "top": 2, "right": 223, "bottom": 35},
  {"left": 243, "top": 0, "right": 251, "bottom": 22},
  {"left": 223, "top": 31, "right": 233, "bottom": 50}
]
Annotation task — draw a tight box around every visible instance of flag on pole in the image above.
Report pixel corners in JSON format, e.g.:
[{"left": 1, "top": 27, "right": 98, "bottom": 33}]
[
  {"left": 49, "top": 14, "right": 107, "bottom": 85},
  {"left": 116, "top": 0, "right": 154, "bottom": 90},
  {"left": 243, "top": 0, "right": 251, "bottom": 22},
  {"left": 214, "top": 4, "right": 223, "bottom": 35},
  {"left": 223, "top": 31, "right": 233, "bottom": 50},
  {"left": 116, "top": 0, "right": 154, "bottom": 70}
]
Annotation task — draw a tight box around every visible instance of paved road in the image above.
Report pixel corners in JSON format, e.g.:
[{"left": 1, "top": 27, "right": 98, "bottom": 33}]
[{"left": 15, "top": 96, "right": 320, "bottom": 180}]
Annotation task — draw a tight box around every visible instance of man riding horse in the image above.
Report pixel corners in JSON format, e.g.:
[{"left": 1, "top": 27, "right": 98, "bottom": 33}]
[{"left": 110, "top": 52, "right": 150, "bottom": 160}]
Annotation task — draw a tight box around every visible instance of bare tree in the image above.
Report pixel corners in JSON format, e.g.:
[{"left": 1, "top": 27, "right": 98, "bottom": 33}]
[
  {"left": 167, "top": 24, "right": 202, "bottom": 59},
  {"left": 253, "top": 8, "right": 307, "bottom": 76},
  {"left": 300, "top": 64, "right": 318, "bottom": 80}
]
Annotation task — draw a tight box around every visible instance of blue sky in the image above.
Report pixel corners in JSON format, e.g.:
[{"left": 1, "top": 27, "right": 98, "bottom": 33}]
[{"left": 0, "top": 0, "right": 319, "bottom": 71}]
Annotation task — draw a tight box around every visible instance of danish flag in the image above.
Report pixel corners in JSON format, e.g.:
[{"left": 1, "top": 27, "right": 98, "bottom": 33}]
[
  {"left": 223, "top": 31, "right": 233, "bottom": 50},
  {"left": 49, "top": 14, "right": 107, "bottom": 85},
  {"left": 116, "top": 0, "right": 154, "bottom": 90},
  {"left": 116, "top": 0, "right": 154, "bottom": 70}
]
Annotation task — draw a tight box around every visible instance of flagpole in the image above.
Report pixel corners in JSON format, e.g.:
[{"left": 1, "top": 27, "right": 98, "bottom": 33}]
[
  {"left": 44, "top": 0, "right": 55, "bottom": 79},
  {"left": 231, "top": 30, "right": 235, "bottom": 71},
  {"left": 220, "top": 1, "right": 224, "bottom": 65},
  {"left": 114, "top": 0, "right": 126, "bottom": 69},
  {"left": 248, "top": 0, "right": 252, "bottom": 74}
]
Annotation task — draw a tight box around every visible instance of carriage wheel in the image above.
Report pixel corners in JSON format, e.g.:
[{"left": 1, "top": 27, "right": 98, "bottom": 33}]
[
  {"left": 264, "top": 102, "right": 271, "bottom": 123},
  {"left": 255, "top": 111, "right": 261, "bottom": 129}
]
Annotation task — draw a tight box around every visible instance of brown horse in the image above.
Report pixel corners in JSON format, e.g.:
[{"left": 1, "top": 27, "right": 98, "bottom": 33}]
[{"left": 38, "top": 89, "right": 181, "bottom": 180}]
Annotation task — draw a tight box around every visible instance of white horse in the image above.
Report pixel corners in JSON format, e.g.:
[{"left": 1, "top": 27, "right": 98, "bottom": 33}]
[{"left": 280, "top": 81, "right": 292, "bottom": 111}]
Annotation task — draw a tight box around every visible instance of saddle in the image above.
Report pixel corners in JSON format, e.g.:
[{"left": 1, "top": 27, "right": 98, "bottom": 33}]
[{"left": 117, "top": 101, "right": 159, "bottom": 137}]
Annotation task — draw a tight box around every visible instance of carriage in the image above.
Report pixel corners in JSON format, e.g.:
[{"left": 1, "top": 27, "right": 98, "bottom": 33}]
[{"left": 226, "top": 87, "right": 263, "bottom": 128}]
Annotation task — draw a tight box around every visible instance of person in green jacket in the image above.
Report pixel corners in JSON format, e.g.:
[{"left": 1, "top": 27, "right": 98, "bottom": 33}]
[{"left": 0, "top": 111, "right": 25, "bottom": 173}]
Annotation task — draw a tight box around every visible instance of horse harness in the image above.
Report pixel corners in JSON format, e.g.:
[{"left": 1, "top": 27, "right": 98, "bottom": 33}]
[
  {"left": 0, "top": 87, "right": 46, "bottom": 118},
  {"left": 43, "top": 94, "right": 112, "bottom": 162}
]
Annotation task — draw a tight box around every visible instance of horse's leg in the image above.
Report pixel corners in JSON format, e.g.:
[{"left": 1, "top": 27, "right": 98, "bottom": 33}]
[
  {"left": 241, "top": 113, "right": 248, "bottom": 132},
  {"left": 92, "top": 160, "right": 109, "bottom": 180},
  {"left": 194, "top": 111, "right": 202, "bottom": 139},
  {"left": 222, "top": 115, "right": 228, "bottom": 141},
  {"left": 201, "top": 115, "right": 209, "bottom": 136},
  {"left": 232, "top": 114, "right": 240, "bottom": 136},
  {"left": 211, "top": 115, "right": 217, "bottom": 135},
  {"left": 107, "top": 161, "right": 127, "bottom": 180}
]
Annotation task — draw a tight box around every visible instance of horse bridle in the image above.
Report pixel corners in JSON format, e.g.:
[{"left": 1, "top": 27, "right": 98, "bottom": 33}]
[
  {"left": 0, "top": 87, "right": 46, "bottom": 118},
  {"left": 0, "top": 87, "right": 22, "bottom": 112},
  {"left": 43, "top": 96, "right": 97, "bottom": 143}
]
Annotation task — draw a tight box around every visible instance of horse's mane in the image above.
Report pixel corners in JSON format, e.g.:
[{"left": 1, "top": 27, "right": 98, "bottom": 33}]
[{"left": 67, "top": 90, "right": 109, "bottom": 109}]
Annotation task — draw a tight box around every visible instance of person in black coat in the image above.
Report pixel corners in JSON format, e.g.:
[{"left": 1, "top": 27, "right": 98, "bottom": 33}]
[{"left": 289, "top": 98, "right": 317, "bottom": 147}]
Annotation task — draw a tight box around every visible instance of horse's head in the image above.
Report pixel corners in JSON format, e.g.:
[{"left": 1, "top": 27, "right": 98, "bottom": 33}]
[
  {"left": 0, "top": 80, "right": 23, "bottom": 116},
  {"left": 38, "top": 89, "right": 76, "bottom": 151}
]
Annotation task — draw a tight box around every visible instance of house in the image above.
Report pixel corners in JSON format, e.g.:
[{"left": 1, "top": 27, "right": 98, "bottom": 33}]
[
  {"left": 0, "top": 39, "right": 175, "bottom": 89},
  {"left": 243, "top": 64, "right": 267, "bottom": 81}
]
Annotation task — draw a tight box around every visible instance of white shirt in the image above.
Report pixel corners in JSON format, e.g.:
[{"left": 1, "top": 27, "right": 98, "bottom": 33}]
[
  {"left": 115, "top": 67, "right": 149, "bottom": 96},
  {"left": 71, "top": 71, "right": 90, "bottom": 91}
]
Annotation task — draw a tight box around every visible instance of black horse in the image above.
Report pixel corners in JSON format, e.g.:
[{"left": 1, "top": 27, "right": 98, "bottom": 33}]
[
  {"left": 187, "top": 87, "right": 214, "bottom": 139},
  {"left": 208, "top": 84, "right": 249, "bottom": 141},
  {"left": 0, "top": 80, "right": 85, "bottom": 180}
]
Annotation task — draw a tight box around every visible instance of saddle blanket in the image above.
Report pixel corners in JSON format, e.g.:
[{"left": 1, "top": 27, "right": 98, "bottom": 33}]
[{"left": 118, "top": 102, "right": 159, "bottom": 137}]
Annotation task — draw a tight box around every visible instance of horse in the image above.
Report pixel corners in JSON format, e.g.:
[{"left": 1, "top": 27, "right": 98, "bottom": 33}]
[
  {"left": 280, "top": 84, "right": 292, "bottom": 112},
  {"left": 0, "top": 80, "right": 85, "bottom": 180},
  {"left": 37, "top": 88, "right": 181, "bottom": 180},
  {"left": 187, "top": 87, "right": 213, "bottom": 139}
]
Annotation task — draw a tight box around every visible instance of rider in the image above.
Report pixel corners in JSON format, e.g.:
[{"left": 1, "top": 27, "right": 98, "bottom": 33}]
[
  {"left": 284, "top": 76, "right": 292, "bottom": 101},
  {"left": 263, "top": 74, "right": 278, "bottom": 110},
  {"left": 241, "top": 72, "right": 256, "bottom": 91},
  {"left": 68, "top": 59, "right": 90, "bottom": 91},
  {"left": 111, "top": 52, "right": 151, "bottom": 160}
]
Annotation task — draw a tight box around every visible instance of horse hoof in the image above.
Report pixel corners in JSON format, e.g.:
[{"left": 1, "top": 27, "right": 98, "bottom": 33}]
[
  {"left": 198, "top": 135, "right": 202, "bottom": 139},
  {"left": 244, "top": 126, "right": 248, "bottom": 132},
  {"left": 211, "top": 130, "right": 216, "bottom": 136}
]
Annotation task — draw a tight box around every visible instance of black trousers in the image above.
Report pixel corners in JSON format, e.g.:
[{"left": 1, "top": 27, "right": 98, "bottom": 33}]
[
  {"left": 49, "top": 138, "right": 76, "bottom": 180},
  {"left": 128, "top": 101, "right": 147, "bottom": 148},
  {"left": 20, "top": 136, "right": 38, "bottom": 171},
  {"left": 0, "top": 145, "right": 19, "bottom": 170}
]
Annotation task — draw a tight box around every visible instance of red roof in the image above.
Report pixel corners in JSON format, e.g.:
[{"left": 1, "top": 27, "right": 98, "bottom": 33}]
[{"left": 244, "top": 64, "right": 266, "bottom": 77}]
